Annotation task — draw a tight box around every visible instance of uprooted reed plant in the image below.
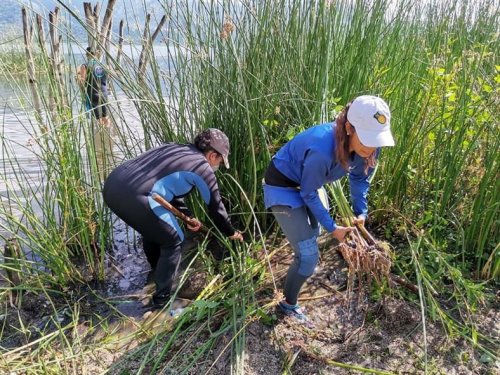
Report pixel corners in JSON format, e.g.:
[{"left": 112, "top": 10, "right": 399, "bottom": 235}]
[{"left": 338, "top": 227, "right": 393, "bottom": 301}]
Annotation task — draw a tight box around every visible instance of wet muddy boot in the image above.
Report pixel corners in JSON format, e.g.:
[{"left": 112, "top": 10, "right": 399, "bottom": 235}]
[
  {"left": 140, "top": 293, "right": 170, "bottom": 313},
  {"left": 152, "top": 294, "right": 170, "bottom": 308}
]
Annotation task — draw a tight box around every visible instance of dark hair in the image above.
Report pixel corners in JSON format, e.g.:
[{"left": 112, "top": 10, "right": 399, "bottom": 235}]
[
  {"left": 194, "top": 131, "right": 217, "bottom": 154},
  {"left": 86, "top": 47, "right": 95, "bottom": 56},
  {"left": 335, "top": 102, "right": 377, "bottom": 175},
  {"left": 335, "top": 103, "right": 351, "bottom": 171}
]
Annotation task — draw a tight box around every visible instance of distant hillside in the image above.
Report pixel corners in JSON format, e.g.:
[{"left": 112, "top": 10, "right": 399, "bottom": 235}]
[
  {"left": 0, "top": 1, "right": 23, "bottom": 34},
  {"left": 0, "top": 0, "right": 166, "bottom": 42}
]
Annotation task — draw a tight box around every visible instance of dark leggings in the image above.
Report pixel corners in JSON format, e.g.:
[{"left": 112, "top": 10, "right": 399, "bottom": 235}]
[
  {"left": 87, "top": 94, "right": 108, "bottom": 120},
  {"left": 143, "top": 238, "right": 183, "bottom": 305}
]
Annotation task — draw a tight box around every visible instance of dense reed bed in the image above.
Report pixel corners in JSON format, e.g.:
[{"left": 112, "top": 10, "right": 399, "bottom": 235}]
[{"left": 0, "top": 0, "right": 498, "bottom": 373}]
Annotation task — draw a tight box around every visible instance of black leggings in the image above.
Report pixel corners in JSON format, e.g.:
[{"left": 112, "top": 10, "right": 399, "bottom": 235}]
[
  {"left": 88, "top": 94, "right": 108, "bottom": 120},
  {"left": 143, "top": 238, "right": 183, "bottom": 305}
]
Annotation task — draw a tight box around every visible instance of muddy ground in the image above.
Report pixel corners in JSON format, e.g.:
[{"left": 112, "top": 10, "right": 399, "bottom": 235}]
[
  {"left": 146, "top": 235, "right": 499, "bottom": 375},
  {"left": 1, "top": 225, "right": 498, "bottom": 374}
]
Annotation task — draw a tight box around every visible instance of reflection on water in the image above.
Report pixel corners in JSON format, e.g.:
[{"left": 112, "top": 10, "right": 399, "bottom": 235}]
[{"left": 92, "top": 121, "right": 116, "bottom": 180}]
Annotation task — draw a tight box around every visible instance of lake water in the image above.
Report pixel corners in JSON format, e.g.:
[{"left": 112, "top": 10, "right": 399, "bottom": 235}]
[
  {"left": 0, "top": 74, "right": 146, "bottom": 242},
  {"left": 0, "top": 42, "right": 191, "bottom": 261}
]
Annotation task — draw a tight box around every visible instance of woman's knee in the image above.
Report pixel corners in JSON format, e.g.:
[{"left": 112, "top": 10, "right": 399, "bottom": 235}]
[{"left": 296, "top": 236, "right": 319, "bottom": 277}]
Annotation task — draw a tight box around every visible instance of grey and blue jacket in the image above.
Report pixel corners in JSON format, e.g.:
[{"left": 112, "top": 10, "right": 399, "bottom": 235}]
[
  {"left": 263, "top": 122, "right": 378, "bottom": 233},
  {"left": 103, "top": 143, "right": 236, "bottom": 242}
]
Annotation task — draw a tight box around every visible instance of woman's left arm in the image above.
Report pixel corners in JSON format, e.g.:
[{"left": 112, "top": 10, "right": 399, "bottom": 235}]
[
  {"left": 349, "top": 170, "right": 369, "bottom": 219},
  {"left": 348, "top": 150, "right": 380, "bottom": 219}
]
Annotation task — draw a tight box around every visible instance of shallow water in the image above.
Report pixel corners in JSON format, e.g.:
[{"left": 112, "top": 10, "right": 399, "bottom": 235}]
[
  {"left": 0, "top": 72, "right": 203, "bottom": 325},
  {"left": 0, "top": 77, "right": 149, "bottom": 303},
  {"left": 0, "top": 78, "right": 144, "bottom": 229}
]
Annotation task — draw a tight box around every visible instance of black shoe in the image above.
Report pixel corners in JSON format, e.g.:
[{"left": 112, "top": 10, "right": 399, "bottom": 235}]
[
  {"left": 152, "top": 293, "right": 170, "bottom": 308},
  {"left": 142, "top": 297, "right": 186, "bottom": 317},
  {"left": 141, "top": 298, "right": 167, "bottom": 312},
  {"left": 142, "top": 302, "right": 163, "bottom": 312}
]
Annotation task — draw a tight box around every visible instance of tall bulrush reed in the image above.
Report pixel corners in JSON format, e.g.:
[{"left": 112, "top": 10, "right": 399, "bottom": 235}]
[
  {"left": 0, "top": 0, "right": 498, "bottom": 373},
  {"left": 152, "top": 0, "right": 498, "bottom": 271},
  {"left": 142, "top": 0, "right": 498, "bottom": 369},
  {"left": 377, "top": 0, "right": 499, "bottom": 278},
  {"left": 0, "top": 10, "right": 117, "bottom": 285}
]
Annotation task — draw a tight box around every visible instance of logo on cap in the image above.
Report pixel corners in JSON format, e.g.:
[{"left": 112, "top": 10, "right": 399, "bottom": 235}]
[{"left": 373, "top": 111, "right": 387, "bottom": 125}]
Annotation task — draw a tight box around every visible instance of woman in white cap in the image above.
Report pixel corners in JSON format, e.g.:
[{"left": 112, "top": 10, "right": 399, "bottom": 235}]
[
  {"left": 263, "top": 95, "right": 395, "bottom": 326},
  {"left": 103, "top": 128, "right": 243, "bottom": 309}
]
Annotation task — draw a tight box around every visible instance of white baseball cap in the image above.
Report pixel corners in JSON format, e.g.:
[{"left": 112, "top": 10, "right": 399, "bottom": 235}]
[{"left": 346, "top": 95, "right": 395, "bottom": 147}]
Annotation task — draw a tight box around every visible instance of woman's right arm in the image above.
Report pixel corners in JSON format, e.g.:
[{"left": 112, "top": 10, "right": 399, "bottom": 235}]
[
  {"left": 299, "top": 150, "right": 336, "bottom": 232},
  {"left": 300, "top": 150, "right": 354, "bottom": 241}
]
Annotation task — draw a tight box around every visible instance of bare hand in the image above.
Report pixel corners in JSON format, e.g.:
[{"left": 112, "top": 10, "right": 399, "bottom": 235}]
[
  {"left": 332, "top": 226, "right": 354, "bottom": 242},
  {"left": 229, "top": 231, "right": 244, "bottom": 242},
  {"left": 352, "top": 215, "right": 366, "bottom": 227},
  {"left": 186, "top": 218, "right": 202, "bottom": 232},
  {"left": 76, "top": 66, "right": 86, "bottom": 85}
]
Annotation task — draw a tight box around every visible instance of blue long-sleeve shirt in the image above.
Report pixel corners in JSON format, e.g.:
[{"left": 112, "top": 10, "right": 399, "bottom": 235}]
[{"left": 263, "top": 122, "right": 378, "bottom": 232}]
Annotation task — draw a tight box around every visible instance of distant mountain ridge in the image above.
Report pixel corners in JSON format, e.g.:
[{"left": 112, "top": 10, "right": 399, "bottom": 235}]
[{"left": 0, "top": 0, "right": 166, "bottom": 42}]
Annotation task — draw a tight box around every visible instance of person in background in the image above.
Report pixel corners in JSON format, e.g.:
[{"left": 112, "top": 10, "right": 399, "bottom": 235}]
[
  {"left": 263, "top": 95, "right": 395, "bottom": 326},
  {"left": 76, "top": 47, "right": 110, "bottom": 127},
  {"left": 103, "top": 128, "right": 243, "bottom": 308}
]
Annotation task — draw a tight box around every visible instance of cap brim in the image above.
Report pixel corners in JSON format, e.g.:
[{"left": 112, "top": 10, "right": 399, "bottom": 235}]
[
  {"left": 356, "top": 126, "right": 395, "bottom": 147},
  {"left": 222, "top": 155, "right": 230, "bottom": 169}
]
